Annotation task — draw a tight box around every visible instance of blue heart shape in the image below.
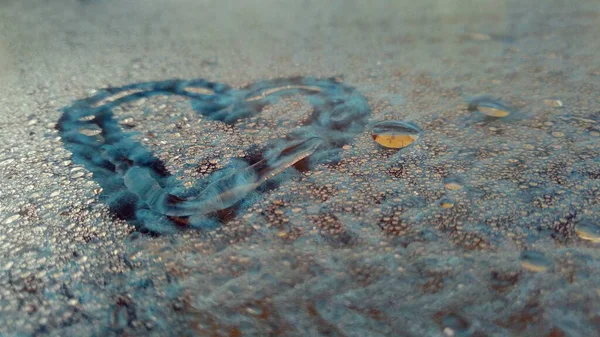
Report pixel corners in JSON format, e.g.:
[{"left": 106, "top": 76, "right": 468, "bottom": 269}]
[{"left": 58, "top": 77, "right": 371, "bottom": 234}]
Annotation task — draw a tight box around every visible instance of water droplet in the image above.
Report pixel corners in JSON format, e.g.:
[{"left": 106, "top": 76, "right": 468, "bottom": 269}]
[
  {"left": 161, "top": 138, "right": 323, "bottom": 217},
  {"left": 71, "top": 171, "right": 86, "bottom": 179},
  {"left": 79, "top": 125, "right": 103, "bottom": 136},
  {"left": 78, "top": 115, "right": 96, "bottom": 122},
  {"left": 575, "top": 220, "right": 600, "bottom": 243},
  {"left": 245, "top": 85, "right": 321, "bottom": 102},
  {"left": 443, "top": 327, "right": 456, "bottom": 337},
  {"left": 523, "top": 144, "right": 535, "bottom": 150},
  {"left": 543, "top": 99, "right": 563, "bottom": 108},
  {"left": 245, "top": 304, "right": 263, "bottom": 316},
  {"left": 182, "top": 87, "right": 214, "bottom": 95},
  {"left": 119, "top": 118, "right": 137, "bottom": 128},
  {"left": 520, "top": 250, "right": 552, "bottom": 272},
  {"left": 4, "top": 214, "right": 20, "bottom": 224},
  {"left": 371, "top": 121, "right": 421, "bottom": 149},
  {"left": 3, "top": 261, "right": 14, "bottom": 270},
  {"left": 93, "top": 89, "right": 144, "bottom": 107},
  {"left": 440, "top": 313, "right": 471, "bottom": 337},
  {"left": 443, "top": 178, "right": 463, "bottom": 191},
  {"left": 467, "top": 97, "right": 513, "bottom": 118},
  {"left": 0, "top": 158, "right": 15, "bottom": 167},
  {"left": 440, "top": 199, "right": 455, "bottom": 209}
]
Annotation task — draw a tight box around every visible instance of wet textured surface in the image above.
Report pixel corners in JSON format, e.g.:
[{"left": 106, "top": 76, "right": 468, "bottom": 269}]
[{"left": 1, "top": 0, "right": 600, "bottom": 336}]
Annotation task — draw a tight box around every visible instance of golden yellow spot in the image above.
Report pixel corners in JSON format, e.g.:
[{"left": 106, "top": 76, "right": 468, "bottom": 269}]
[
  {"left": 520, "top": 261, "right": 549, "bottom": 272},
  {"left": 520, "top": 250, "right": 552, "bottom": 272},
  {"left": 444, "top": 182, "right": 463, "bottom": 191},
  {"left": 478, "top": 106, "right": 510, "bottom": 118},
  {"left": 575, "top": 229, "right": 600, "bottom": 243},
  {"left": 277, "top": 231, "right": 288, "bottom": 238},
  {"left": 440, "top": 201, "right": 454, "bottom": 209},
  {"left": 371, "top": 121, "right": 422, "bottom": 150},
  {"left": 552, "top": 131, "right": 565, "bottom": 138},
  {"left": 543, "top": 99, "right": 563, "bottom": 108},
  {"left": 372, "top": 134, "right": 419, "bottom": 149},
  {"left": 575, "top": 222, "right": 600, "bottom": 243}
]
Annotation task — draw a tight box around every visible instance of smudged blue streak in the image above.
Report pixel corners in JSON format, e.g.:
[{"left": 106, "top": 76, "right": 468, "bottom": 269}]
[{"left": 57, "top": 77, "right": 371, "bottom": 234}]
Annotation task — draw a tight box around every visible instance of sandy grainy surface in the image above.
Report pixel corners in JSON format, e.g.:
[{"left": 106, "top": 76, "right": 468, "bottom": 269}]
[{"left": 1, "top": 0, "right": 600, "bottom": 336}]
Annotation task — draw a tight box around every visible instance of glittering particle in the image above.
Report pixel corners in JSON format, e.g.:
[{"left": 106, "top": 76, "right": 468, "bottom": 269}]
[{"left": 371, "top": 120, "right": 421, "bottom": 149}]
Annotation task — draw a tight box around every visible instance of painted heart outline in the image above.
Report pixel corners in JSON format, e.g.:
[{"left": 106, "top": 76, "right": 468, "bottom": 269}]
[{"left": 57, "top": 77, "right": 371, "bottom": 234}]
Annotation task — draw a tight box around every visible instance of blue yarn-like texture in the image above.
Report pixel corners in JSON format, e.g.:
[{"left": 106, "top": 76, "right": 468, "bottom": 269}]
[{"left": 57, "top": 77, "right": 371, "bottom": 234}]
